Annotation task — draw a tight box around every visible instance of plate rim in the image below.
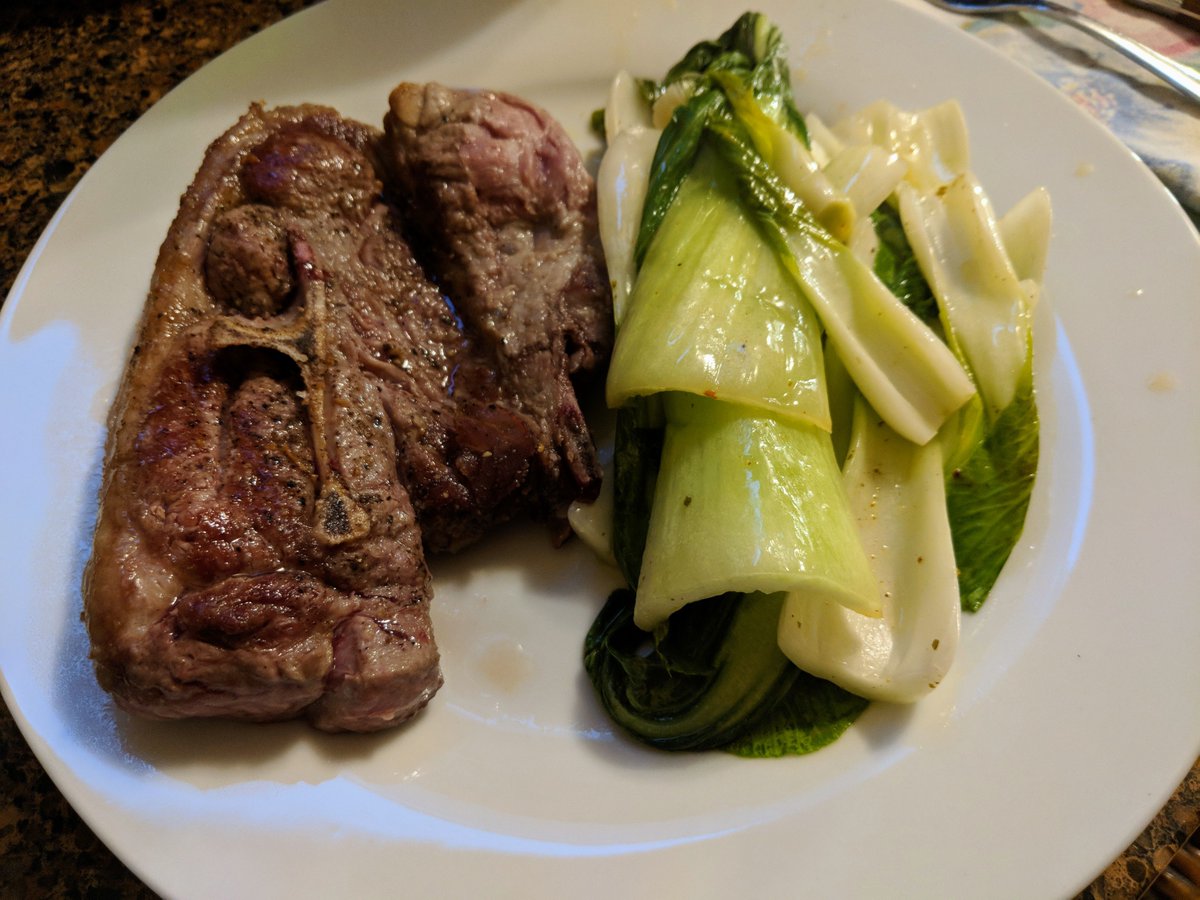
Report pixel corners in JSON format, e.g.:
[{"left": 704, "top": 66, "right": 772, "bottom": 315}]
[{"left": 2, "top": 1, "right": 1199, "bottom": 897}]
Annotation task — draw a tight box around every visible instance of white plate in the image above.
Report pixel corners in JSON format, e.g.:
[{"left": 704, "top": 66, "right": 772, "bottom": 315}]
[{"left": 2, "top": 0, "right": 1198, "bottom": 896}]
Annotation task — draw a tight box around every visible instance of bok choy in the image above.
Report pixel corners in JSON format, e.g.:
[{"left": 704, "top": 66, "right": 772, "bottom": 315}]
[{"left": 578, "top": 12, "right": 1045, "bottom": 753}]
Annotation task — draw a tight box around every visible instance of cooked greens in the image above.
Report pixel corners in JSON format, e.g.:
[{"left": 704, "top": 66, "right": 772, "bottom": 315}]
[
  {"left": 606, "top": 150, "right": 831, "bottom": 430},
  {"left": 635, "top": 392, "right": 878, "bottom": 631},
  {"left": 580, "top": 12, "right": 1045, "bottom": 754},
  {"left": 584, "top": 590, "right": 799, "bottom": 751}
]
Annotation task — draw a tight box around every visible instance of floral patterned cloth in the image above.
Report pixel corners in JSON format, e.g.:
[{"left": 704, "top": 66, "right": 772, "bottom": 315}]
[{"left": 920, "top": 0, "right": 1200, "bottom": 219}]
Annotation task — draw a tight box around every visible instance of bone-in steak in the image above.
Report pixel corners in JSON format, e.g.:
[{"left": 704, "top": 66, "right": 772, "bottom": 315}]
[{"left": 83, "top": 89, "right": 611, "bottom": 732}]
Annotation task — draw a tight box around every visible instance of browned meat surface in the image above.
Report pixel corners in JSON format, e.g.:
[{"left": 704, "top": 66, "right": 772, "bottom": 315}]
[
  {"left": 383, "top": 82, "right": 612, "bottom": 550},
  {"left": 84, "top": 89, "right": 611, "bottom": 733}
]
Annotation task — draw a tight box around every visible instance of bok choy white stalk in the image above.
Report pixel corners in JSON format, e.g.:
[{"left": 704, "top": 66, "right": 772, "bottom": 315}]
[
  {"left": 607, "top": 149, "right": 832, "bottom": 431},
  {"left": 896, "top": 174, "right": 1043, "bottom": 613},
  {"left": 789, "top": 172, "right": 1044, "bottom": 692},
  {"left": 898, "top": 175, "right": 1031, "bottom": 417},
  {"left": 827, "top": 97, "right": 1044, "bottom": 616},
  {"left": 778, "top": 391, "right": 960, "bottom": 702},
  {"left": 830, "top": 99, "right": 971, "bottom": 193},
  {"left": 597, "top": 70, "right": 660, "bottom": 325},
  {"left": 635, "top": 392, "right": 879, "bottom": 630}
]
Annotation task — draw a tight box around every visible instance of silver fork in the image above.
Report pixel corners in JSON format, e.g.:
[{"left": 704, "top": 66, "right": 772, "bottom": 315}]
[
  {"left": 924, "top": 0, "right": 1200, "bottom": 105},
  {"left": 1122, "top": 0, "right": 1200, "bottom": 30}
]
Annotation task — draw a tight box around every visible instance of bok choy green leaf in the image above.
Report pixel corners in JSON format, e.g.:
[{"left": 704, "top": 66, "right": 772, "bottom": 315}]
[
  {"left": 945, "top": 361, "right": 1038, "bottom": 612},
  {"left": 584, "top": 589, "right": 800, "bottom": 751}
]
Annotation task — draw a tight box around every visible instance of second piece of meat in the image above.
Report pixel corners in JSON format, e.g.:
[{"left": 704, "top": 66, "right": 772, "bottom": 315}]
[{"left": 383, "top": 82, "right": 613, "bottom": 552}]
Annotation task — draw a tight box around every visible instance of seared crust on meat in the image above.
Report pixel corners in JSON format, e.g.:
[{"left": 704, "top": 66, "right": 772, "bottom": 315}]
[{"left": 83, "top": 91, "right": 612, "bottom": 732}]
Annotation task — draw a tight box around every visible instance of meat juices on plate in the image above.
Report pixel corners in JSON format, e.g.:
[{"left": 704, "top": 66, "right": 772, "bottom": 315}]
[{"left": 83, "top": 88, "right": 611, "bottom": 733}]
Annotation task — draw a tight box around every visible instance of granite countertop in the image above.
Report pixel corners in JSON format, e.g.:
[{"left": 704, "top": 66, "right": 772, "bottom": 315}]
[{"left": 0, "top": 1, "right": 1197, "bottom": 897}]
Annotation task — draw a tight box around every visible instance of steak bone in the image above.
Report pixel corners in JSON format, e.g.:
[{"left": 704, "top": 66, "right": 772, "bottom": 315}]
[{"left": 208, "top": 233, "right": 370, "bottom": 545}]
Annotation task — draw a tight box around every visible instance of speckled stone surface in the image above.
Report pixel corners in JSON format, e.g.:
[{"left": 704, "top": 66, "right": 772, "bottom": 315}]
[
  {"left": 0, "top": 4, "right": 316, "bottom": 895},
  {"left": 0, "top": 2, "right": 1197, "bottom": 897}
]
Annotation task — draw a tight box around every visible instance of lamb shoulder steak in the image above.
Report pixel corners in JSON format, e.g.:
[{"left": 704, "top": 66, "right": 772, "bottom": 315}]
[{"left": 83, "top": 86, "right": 611, "bottom": 733}]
